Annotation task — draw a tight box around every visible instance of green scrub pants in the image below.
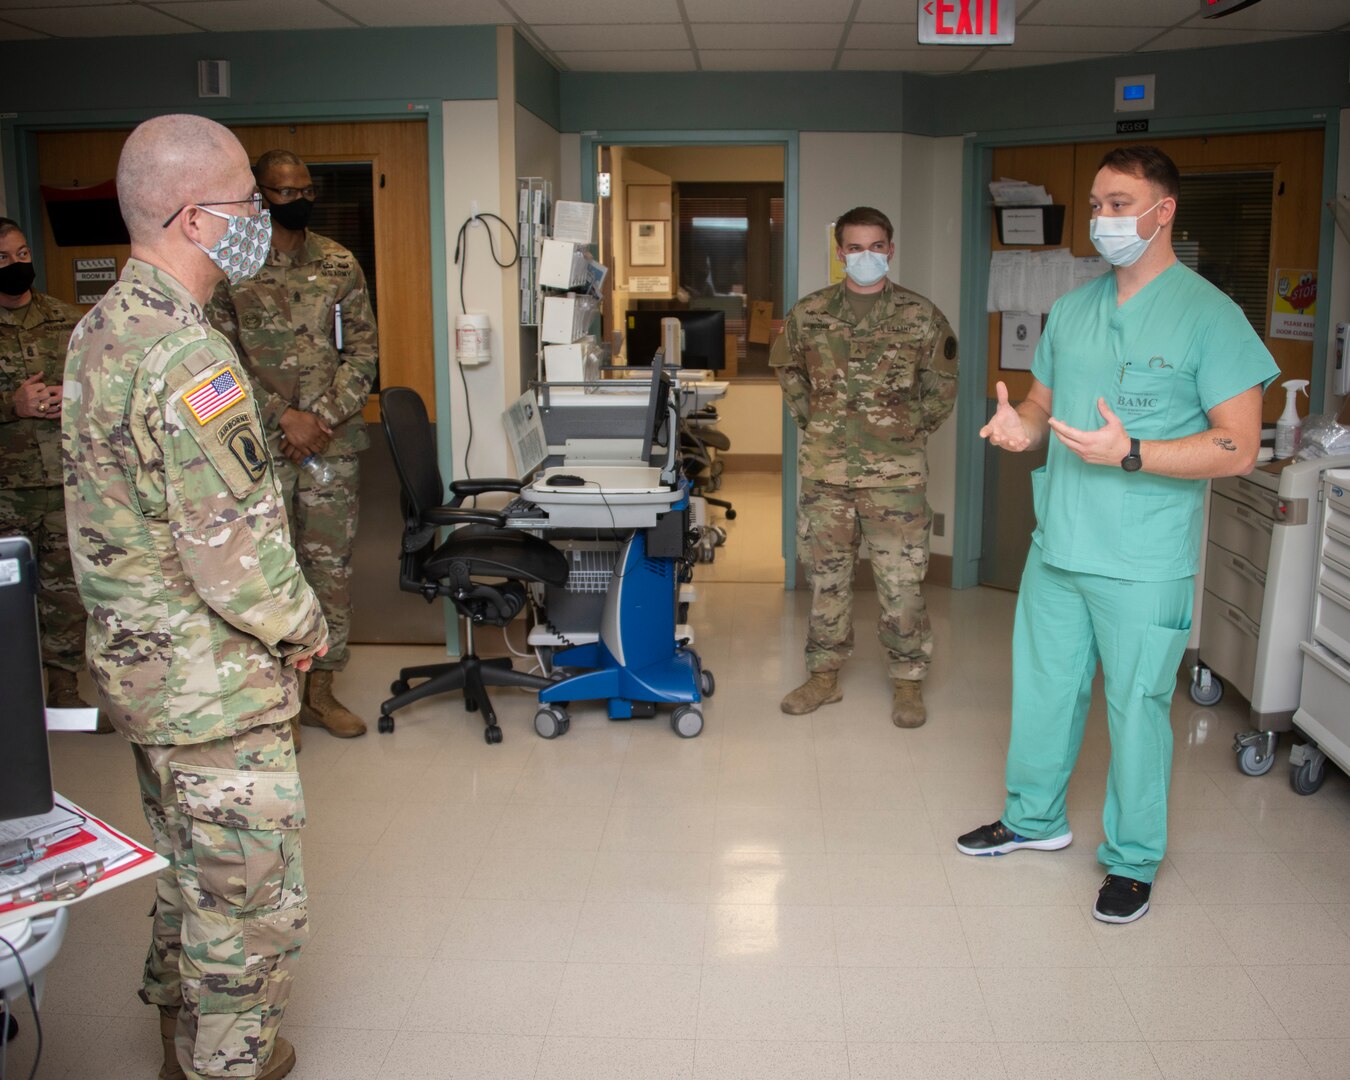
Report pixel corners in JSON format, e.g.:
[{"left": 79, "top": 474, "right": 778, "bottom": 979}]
[{"left": 1002, "top": 543, "right": 1192, "bottom": 883}]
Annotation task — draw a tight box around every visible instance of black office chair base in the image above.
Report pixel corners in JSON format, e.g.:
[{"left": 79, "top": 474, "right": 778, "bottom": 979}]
[{"left": 379, "top": 655, "right": 553, "bottom": 744}]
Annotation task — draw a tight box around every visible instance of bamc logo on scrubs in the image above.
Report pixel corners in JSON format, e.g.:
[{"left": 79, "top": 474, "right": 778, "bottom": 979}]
[{"left": 1117, "top": 395, "right": 1158, "bottom": 410}]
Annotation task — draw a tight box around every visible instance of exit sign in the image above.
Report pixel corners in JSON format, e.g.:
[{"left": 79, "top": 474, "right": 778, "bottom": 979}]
[{"left": 918, "top": 0, "right": 1016, "bottom": 45}]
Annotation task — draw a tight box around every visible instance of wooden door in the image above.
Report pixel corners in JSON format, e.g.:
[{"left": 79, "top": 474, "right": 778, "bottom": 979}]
[{"left": 34, "top": 118, "right": 434, "bottom": 419}]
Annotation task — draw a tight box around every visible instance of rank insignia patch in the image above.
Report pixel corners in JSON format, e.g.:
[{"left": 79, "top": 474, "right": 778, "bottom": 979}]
[{"left": 185, "top": 367, "right": 246, "bottom": 425}]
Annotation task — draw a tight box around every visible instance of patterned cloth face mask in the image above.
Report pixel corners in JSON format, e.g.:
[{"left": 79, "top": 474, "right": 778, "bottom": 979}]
[{"left": 194, "top": 206, "right": 272, "bottom": 284}]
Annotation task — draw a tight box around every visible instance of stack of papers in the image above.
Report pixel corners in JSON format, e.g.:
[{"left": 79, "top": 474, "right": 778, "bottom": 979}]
[{"left": 990, "top": 178, "right": 1052, "bottom": 206}]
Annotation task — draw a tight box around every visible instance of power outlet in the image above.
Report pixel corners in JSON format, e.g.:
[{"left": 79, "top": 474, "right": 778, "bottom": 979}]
[{"left": 933, "top": 512, "right": 946, "bottom": 537}]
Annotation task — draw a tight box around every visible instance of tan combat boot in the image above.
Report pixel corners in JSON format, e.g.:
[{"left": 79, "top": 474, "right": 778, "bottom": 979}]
[
  {"left": 158, "top": 1006, "right": 185, "bottom": 1080},
  {"left": 891, "top": 679, "right": 927, "bottom": 728},
  {"left": 257, "top": 1036, "right": 296, "bottom": 1080},
  {"left": 300, "top": 670, "right": 367, "bottom": 738},
  {"left": 780, "top": 671, "right": 842, "bottom": 715}
]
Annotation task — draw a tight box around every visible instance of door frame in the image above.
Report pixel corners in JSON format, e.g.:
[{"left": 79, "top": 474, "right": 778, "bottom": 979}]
[
  {"left": 579, "top": 129, "right": 801, "bottom": 588},
  {"left": 952, "top": 106, "right": 1341, "bottom": 590}
]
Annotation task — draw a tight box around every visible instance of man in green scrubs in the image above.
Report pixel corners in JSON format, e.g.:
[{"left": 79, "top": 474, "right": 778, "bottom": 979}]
[{"left": 956, "top": 145, "right": 1278, "bottom": 923}]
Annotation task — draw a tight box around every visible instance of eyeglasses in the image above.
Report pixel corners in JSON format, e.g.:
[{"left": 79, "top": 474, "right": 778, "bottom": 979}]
[
  {"left": 261, "top": 184, "right": 316, "bottom": 201},
  {"left": 161, "top": 192, "right": 264, "bottom": 229}
]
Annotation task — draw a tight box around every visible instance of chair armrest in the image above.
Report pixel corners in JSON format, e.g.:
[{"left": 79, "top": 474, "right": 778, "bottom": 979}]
[
  {"left": 424, "top": 506, "right": 507, "bottom": 528},
  {"left": 449, "top": 478, "right": 523, "bottom": 499}
]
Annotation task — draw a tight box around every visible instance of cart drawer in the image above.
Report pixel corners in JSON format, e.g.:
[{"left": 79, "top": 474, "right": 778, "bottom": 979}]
[
  {"left": 1203, "top": 541, "right": 1266, "bottom": 626},
  {"left": 1208, "top": 493, "right": 1274, "bottom": 570},
  {"left": 1312, "top": 572, "right": 1350, "bottom": 662},
  {"left": 1295, "top": 642, "right": 1350, "bottom": 774},
  {"left": 1199, "top": 589, "right": 1258, "bottom": 703},
  {"left": 1214, "top": 474, "right": 1280, "bottom": 518}
]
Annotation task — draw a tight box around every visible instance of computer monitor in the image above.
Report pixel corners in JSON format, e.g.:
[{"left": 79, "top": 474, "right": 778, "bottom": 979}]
[
  {"left": 624, "top": 309, "right": 726, "bottom": 371},
  {"left": 0, "top": 536, "right": 55, "bottom": 822}
]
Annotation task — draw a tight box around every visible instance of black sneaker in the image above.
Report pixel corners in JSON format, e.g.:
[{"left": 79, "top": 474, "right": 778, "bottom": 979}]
[
  {"left": 1093, "top": 874, "right": 1151, "bottom": 924},
  {"left": 955, "top": 820, "right": 1073, "bottom": 856}
]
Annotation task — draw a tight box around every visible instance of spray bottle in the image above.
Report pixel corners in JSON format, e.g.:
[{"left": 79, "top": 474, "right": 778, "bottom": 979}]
[{"left": 1274, "top": 379, "right": 1310, "bottom": 460}]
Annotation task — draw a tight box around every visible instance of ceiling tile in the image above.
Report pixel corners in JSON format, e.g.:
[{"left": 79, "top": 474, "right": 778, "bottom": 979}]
[
  {"left": 1182, "top": 0, "right": 1350, "bottom": 32},
  {"left": 838, "top": 48, "right": 976, "bottom": 72},
  {"left": 1140, "top": 26, "right": 1312, "bottom": 51},
  {"left": 2, "top": 3, "right": 198, "bottom": 35},
  {"left": 326, "top": 0, "right": 506, "bottom": 24},
  {"left": 0, "top": 16, "right": 45, "bottom": 36},
  {"left": 1011, "top": 23, "right": 1163, "bottom": 51},
  {"left": 845, "top": 22, "right": 922, "bottom": 49},
  {"left": 853, "top": 0, "right": 917, "bottom": 23},
  {"left": 684, "top": 0, "right": 854, "bottom": 23},
  {"left": 533, "top": 22, "right": 686, "bottom": 50},
  {"left": 154, "top": 0, "right": 355, "bottom": 31},
  {"left": 509, "top": 0, "right": 679, "bottom": 23},
  {"left": 0, "top": 0, "right": 123, "bottom": 7},
  {"left": 699, "top": 48, "right": 837, "bottom": 70},
  {"left": 1021, "top": 0, "right": 1192, "bottom": 27},
  {"left": 691, "top": 22, "right": 841, "bottom": 50},
  {"left": 968, "top": 48, "right": 1115, "bottom": 70},
  {"left": 552, "top": 48, "right": 695, "bottom": 71}
]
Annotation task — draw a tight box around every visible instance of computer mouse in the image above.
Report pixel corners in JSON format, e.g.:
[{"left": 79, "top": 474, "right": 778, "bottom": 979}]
[{"left": 548, "top": 474, "right": 586, "bottom": 486}]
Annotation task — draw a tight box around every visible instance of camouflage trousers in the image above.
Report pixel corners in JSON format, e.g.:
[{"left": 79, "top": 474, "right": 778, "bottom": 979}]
[
  {"left": 273, "top": 451, "right": 359, "bottom": 671},
  {"left": 134, "top": 721, "right": 307, "bottom": 1079},
  {"left": 799, "top": 480, "right": 933, "bottom": 681},
  {"left": 0, "top": 485, "right": 86, "bottom": 672}
]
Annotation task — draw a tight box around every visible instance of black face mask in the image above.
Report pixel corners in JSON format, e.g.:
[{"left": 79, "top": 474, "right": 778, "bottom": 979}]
[
  {"left": 267, "top": 198, "right": 314, "bottom": 232},
  {"left": 0, "top": 261, "right": 35, "bottom": 297}
]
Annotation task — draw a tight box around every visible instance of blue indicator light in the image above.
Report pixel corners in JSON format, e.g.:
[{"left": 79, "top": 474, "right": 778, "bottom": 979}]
[{"left": 1123, "top": 84, "right": 1146, "bottom": 101}]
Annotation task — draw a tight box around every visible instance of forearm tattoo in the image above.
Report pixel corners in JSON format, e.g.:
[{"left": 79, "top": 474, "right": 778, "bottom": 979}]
[{"left": 1213, "top": 437, "right": 1237, "bottom": 452}]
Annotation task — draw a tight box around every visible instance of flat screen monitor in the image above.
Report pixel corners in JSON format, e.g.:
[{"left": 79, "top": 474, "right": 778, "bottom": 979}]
[
  {"left": 624, "top": 309, "right": 726, "bottom": 371},
  {"left": 0, "top": 536, "right": 54, "bottom": 822}
]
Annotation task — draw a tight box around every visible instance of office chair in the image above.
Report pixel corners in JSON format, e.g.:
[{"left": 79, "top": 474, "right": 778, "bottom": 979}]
[
  {"left": 679, "top": 414, "right": 736, "bottom": 520},
  {"left": 378, "top": 386, "right": 569, "bottom": 744}
]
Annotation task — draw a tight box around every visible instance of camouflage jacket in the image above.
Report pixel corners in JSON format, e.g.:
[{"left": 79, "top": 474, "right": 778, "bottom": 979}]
[
  {"left": 206, "top": 230, "right": 378, "bottom": 454},
  {"left": 770, "top": 279, "right": 958, "bottom": 488},
  {"left": 0, "top": 291, "right": 84, "bottom": 489},
  {"left": 62, "top": 258, "right": 328, "bottom": 745}
]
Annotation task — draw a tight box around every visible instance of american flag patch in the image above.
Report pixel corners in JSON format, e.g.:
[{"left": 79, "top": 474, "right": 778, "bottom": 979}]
[{"left": 184, "top": 367, "right": 246, "bottom": 425}]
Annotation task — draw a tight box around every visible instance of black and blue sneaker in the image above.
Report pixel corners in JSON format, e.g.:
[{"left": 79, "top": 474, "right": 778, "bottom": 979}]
[
  {"left": 1093, "top": 874, "right": 1151, "bottom": 924},
  {"left": 955, "top": 819, "right": 1073, "bottom": 856}
]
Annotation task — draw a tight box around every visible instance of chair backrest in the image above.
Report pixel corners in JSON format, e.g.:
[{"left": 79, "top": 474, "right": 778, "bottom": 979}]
[{"left": 381, "top": 386, "right": 444, "bottom": 523}]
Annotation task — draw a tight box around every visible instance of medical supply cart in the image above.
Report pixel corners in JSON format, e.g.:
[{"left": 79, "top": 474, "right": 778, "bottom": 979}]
[
  {"left": 1189, "top": 454, "right": 1350, "bottom": 776},
  {"left": 1287, "top": 469, "right": 1350, "bottom": 795}
]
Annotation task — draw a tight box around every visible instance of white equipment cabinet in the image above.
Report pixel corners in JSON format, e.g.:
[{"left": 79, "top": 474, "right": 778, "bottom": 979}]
[
  {"left": 1190, "top": 455, "right": 1350, "bottom": 777},
  {"left": 1288, "top": 469, "right": 1350, "bottom": 795}
]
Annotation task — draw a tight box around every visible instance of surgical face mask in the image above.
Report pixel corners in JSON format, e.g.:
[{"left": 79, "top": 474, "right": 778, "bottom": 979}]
[
  {"left": 267, "top": 197, "right": 314, "bottom": 232},
  {"left": 0, "top": 261, "right": 35, "bottom": 297},
  {"left": 193, "top": 206, "right": 272, "bottom": 285},
  {"left": 843, "top": 248, "right": 890, "bottom": 287},
  {"left": 1089, "top": 200, "right": 1163, "bottom": 267}
]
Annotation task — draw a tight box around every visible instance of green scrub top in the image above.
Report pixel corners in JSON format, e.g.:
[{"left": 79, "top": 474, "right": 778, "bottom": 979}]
[{"left": 1031, "top": 261, "right": 1279, "bottom": 582}]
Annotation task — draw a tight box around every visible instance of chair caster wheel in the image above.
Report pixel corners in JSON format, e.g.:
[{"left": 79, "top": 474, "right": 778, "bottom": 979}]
[
  {"left": 465, "top": 696, "right": 479, "bottom": 713},
  {"left": 390, "top": 680, "right": 409, "bottom": 696},
  {"left": 725, "top": 509, "right": 737, "bottom": 520},
  {"left": 485, "top": 725, "right": 503, "bottom": 745},
  {"left": 378, "top": 715, "right": 395, "bottom": 734}
]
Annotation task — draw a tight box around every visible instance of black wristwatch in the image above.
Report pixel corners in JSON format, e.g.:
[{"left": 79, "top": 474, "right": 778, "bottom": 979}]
[{"left": 1120, "top": 437, "right": 1142, "bottom": 473}]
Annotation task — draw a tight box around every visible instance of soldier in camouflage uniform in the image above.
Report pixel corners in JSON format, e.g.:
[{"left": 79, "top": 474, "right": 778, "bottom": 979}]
[
  {"left": 0, "top": 217, "right": 90, "bottom": 709},
  {"left": 207, "top": 149, "right": 378, "bottom": 741},
  {"left": 770, "top": 206, "right": 958, "bottom": 728},
  {"left": 63, "top": 114, "right": 328, "bottom": 1080}
]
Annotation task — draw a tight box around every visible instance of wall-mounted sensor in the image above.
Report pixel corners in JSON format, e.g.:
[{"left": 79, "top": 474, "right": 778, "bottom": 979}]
[{"left": 1114, "top": 74, "right": 1155, "bottom": 113}]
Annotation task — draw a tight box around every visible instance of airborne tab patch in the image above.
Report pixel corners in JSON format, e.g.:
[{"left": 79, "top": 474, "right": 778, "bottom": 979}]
[{"left": 184, "top": 367, "right": 246, "bottom": 425}]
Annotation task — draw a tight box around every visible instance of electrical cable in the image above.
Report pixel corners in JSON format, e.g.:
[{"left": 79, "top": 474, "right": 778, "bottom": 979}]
[
  {"left": 452, "top": 212, "right": 520, "bottom": 480},
  {"left": 0, "top": 929, "right": 42, "bottom": 1080}
]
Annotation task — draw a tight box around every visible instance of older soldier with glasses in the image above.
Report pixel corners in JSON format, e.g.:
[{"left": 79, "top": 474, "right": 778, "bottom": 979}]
[{"left": 63, "top": 113, "right": 328, "bottom": 1080}]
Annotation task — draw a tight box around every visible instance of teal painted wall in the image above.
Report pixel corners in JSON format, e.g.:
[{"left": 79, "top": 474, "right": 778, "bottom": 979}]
[
  {"left": 0, "top": 27, "right": 497, "bottom": 116},
  {"left": 515, "top": 31, "right": 561, "bottom": 130},
  {"left": 560, "top": 33, "right": 1350, "bottom": 135}
]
